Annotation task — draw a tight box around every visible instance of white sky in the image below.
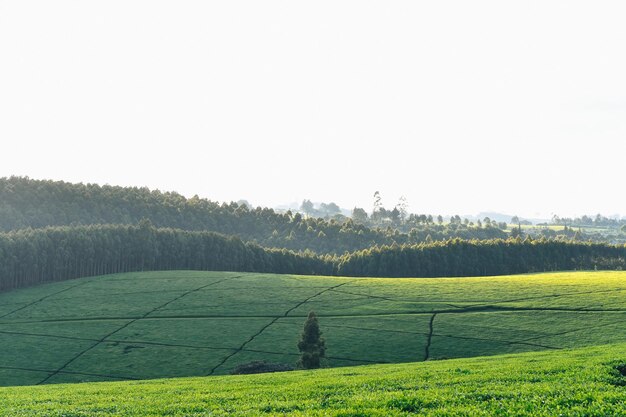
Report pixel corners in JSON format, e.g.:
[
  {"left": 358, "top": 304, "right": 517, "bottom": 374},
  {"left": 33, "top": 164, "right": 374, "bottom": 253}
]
[{"left": 1, "top": 1, "right": 625, "bottom": 219}]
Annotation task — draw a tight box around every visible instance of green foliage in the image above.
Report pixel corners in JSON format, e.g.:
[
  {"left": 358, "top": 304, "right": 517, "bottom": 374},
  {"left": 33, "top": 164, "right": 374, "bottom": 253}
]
[
  {"left": 510, "top": 225, "right": 523, "bottom": 239},
  {"left": 553, "top": 213, "right": 626, "bottom": 228},
  {"left": 0, "top": 177, "right": 520, "bottom": 254},
  {"left": 230, "top": 361, "right": 294, "bottom": 375},
  {"left": 4, "top": 177, "right": 615, "bottom": 254},
  {"left": 2, "top": 220, "right": 626, "bottom": 292},
  {"left": 1, "top": 271, "right": 626, "bottom": 386},
  {"left": 0, "top": 224, "right": 332, "bottom": 292},
  {"left": 0, "top": 177, "right": 395, "bottom": 254},
  {"left": 336, "top": 238, "right": 626, "bottom": 277},
  {"left": 298, "top": 312, "right": 326, "bottom": 369},
  {"left": 2, "top": 343, "right": 626, "bottom": 415}
]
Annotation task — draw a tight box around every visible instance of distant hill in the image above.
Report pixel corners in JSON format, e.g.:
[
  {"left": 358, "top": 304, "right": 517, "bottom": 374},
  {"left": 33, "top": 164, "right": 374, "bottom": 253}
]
[
  {"left": 0, "top": 177, "right": 508, "bottom": 254},
  {"left": 467, "top": 212, "right": 545, "bottom": 225},
  {"left": 0, "top": 177, "right": 391, "bottom": 254}
]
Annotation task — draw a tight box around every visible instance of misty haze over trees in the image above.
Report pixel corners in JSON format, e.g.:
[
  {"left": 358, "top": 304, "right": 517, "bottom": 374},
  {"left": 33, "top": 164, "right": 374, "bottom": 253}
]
[
  {"left": 297, "top": 191, "right": 625, "bottom": 246},
  {"left": 1, "top": 178, "right": 624, "bottom": 260}
]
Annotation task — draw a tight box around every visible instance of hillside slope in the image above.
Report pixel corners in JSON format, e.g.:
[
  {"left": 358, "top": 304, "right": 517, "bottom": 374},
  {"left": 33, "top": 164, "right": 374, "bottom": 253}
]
[
  {"left": 1, "top": 270, "right": 626, "bottom": 387},
  {"left": 0, "top": 177, "right": 509, "bottom": 253},
  {"left": 0, "top": 177, "right": 395, "bottom": 253},
  {"left": 2, "top": 343, "right": 626, "bottom": 416},
  {"left": 2, "top": 223, "right": 625, "bottom": 293}
]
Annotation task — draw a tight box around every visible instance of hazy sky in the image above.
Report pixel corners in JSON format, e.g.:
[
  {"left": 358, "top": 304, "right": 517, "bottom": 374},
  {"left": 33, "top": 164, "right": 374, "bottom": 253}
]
[{"left": 1, "top": 1, "right": 625, "bottom": 218}]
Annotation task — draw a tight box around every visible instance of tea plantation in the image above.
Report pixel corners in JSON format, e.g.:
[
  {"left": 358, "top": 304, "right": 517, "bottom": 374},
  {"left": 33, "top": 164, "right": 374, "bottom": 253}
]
[
  {"left": 1, "top": 270, "right": 626, "bottom": 387},
  {"left": 2, "top": 343, "right": 626, "bottom": 416}
]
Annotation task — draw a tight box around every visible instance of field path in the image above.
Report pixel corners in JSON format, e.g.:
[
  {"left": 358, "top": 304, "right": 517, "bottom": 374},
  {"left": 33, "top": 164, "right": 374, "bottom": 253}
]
[
  {"left": 207, "top": 281, "right": 354, "bottom": 375},
  {"left": 2, "top": 270, "right": 626, "bottom": 386},
  {"left": 0, "top": 280, "right": 93, "bottom": 320},
  {"left": 424, "top": 313, "right": 436, "bottom": 361},
  {"left": 36, "top": 275, "right": 242, "bottom": 384}
]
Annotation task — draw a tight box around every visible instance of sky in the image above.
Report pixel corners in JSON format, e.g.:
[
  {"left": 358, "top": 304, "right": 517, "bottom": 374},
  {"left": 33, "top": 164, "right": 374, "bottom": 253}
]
[{"left": 1, "top": 1, "right": 625, "bottom": 219}]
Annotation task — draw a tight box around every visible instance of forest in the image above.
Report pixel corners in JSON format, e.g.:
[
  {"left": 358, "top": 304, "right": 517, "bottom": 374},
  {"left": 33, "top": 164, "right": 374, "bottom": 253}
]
[
  {"left": 336, "top": 238, "right": 626, "bottom": 277},
  {"left": 1, "top": 176, "right": 625, "bottom": 293},
  {"left": 0, "top": 222, "right": 332, "bottom": 292},
  {"left": 1, "top": 221, "right": 625, "bottom": 292},
  {"left": 0, "top": 177, "right": 599, "bottom": 254}
]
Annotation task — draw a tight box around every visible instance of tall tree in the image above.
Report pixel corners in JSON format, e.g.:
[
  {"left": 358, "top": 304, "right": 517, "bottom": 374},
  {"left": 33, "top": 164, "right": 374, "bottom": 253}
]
[
  {"left": 373, "top": 191, "right": 382, "bottom": 214},
  {"left": 300, "top": 200, "right": 316, "bottom": 216},
  {"left": 297, "top": 311, "right": 326, "bottom": 369},
  {"left": 351, "top": 207, "right": 368, "bottom": 224},
  {"left": 396, "top": 195, "right": 409, "bottom": 222}
]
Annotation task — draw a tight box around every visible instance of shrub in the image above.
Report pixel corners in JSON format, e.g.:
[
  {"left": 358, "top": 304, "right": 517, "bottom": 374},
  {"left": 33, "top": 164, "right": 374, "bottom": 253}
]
[{"left": 230, "top": 361, "right": 294, "bottom": 375}]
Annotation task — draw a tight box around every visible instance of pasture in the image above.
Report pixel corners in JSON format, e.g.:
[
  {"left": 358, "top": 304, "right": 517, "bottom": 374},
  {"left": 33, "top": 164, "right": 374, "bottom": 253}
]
[{"left": 0, "top": 270, "right": 625, "bottom": 386}]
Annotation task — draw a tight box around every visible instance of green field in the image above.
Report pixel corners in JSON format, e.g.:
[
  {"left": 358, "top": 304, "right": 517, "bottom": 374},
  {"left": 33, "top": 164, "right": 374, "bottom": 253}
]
[
  {"left": 2, "top": 343, "right": 626, "bottom": 416},
  {"left": 1, "top": 270, "right": 626, "bottom": 387}
]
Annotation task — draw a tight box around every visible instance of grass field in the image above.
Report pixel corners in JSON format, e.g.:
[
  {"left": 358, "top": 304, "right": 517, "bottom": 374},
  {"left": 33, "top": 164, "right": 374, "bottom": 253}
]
[
  {"left": 1, "top": 270, "right": 626, "bottom": 386},
  {"left": 2, "top": 343, "right": 626, "bottom": 416}
]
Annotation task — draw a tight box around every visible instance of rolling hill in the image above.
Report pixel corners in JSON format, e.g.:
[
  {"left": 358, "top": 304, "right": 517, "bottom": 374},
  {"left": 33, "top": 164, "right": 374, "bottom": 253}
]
[
  {"left": 1, "top": 343, "right": 626, "bottom": 416},
  {"left": 0, "top": 177, "right": 511, "bottom": 254},
  {"left": 1, "top": 270, "right": 626, "bottom": 386}
]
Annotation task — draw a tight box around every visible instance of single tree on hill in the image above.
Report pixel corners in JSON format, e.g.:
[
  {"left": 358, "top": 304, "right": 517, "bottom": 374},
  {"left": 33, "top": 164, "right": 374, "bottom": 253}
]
[
  {"left": 300, "top": 199, "right": 316, "bottom": 216},
  {"left": 351, "top": 207, "right": 369, "bottom": 223},
  {"left": 298, "top": 311, "right": 326, "bottom": 369},
  {"left": 510, "top": 222, "right": 524, "bottom": 239}
]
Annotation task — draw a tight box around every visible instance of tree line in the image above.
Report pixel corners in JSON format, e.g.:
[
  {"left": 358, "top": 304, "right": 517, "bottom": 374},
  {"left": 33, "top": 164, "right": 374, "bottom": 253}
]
[
  {"left": 336, "top": 238, "right": 626, "bottom": 278},
  {"left": 0, "top": 177, "right": 396, "bottom": 253},
  {"left": 0, "top": 177, "right": 530, "bottom": 255},
  {"left": 1, "top": 177, "right": 601, "bottom": 254},
  {"left": 551, "top": 214, "right": 626, "bottom": 228},
  {"left": 1, "top": 223, "right": 625, "bottom": 292},
  {"left": 0, "top": 222, "right": 332, "bottom": 292}
]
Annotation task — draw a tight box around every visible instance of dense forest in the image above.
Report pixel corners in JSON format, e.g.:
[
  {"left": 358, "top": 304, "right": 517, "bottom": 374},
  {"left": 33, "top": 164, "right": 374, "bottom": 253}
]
[
  {"left": 336, "top": 238, "right": 626, "bottom": 278},
  {"left": 1, "top": 176, "right": 624, "bottom": 293},
  {"left": 0, "top": 177, "right": 513, "bottom": 254},
  {"left": 1, "top": 222, "right": 625, "bottom": 292},
  {"left": 0, "top": 222, "right": 332, "bottom": 292}
]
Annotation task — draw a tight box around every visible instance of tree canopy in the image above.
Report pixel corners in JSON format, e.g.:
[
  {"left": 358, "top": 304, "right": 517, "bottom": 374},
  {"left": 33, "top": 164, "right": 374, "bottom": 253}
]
[{"left": 1, "top": 223, "right": 625, "bottom": 292}]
